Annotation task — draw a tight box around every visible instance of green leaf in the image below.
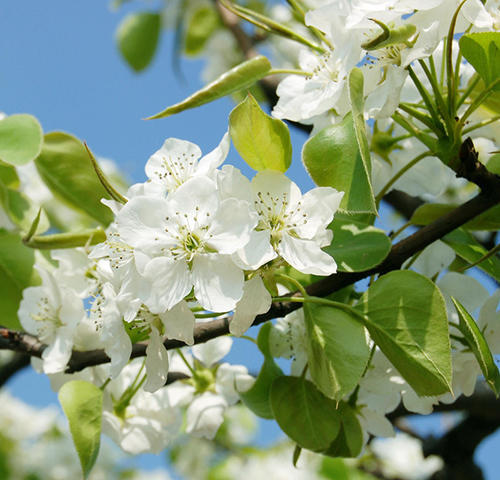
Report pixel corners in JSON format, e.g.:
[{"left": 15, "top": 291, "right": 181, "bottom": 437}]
[
  {"left": 116, "top": 12, "right": 161, "bottom": 72},
  {"left": 451, "top": 297, "right": 500, "bottom": 396},
  {"left": 270, "top": 376, "right": 341, "bottom": 451},
  {"left": 229, "top": 94, "right": 292, "bottom": 172},
  {"left": 23, "top": 228, "right": 106, "bottom": 250},
  {"left": 0, "top": 114, "right": 43, "bottom": 166},
  {"left": 240, "top": 323, "right": 284, "bottom": 419},
  {"left": 0, "top": 161, "right": 19, "bottom": 188},
  {"left": 356, "top": 270, "right": 452, "bottom": 396},
  {"left": 0, "top": 181, "right": 49, "bottom": 235},
  {"left": 147, "top": 55, "right": 272, "bottom": 119},
  {"left": 0, "top": 230, "right": 36, "bottom": 329},
  {"left": 184, "top": 7, "right": 220, "bottom": 56},
  {"left": 487, "top": 153, "right": 500, "bottom": 175},
  {"left": 460, "top": 33, "right": 500, "bottom": 92},
  {"left": 411, "top": 203, "right": 500, "bottom": 231},
  {"left": 304, "top": 303, "right": 370, "bottom": 400},
  {"left": 324, "top": 215, "right": 391, "bottom": 272},
  {"left": 302, "top": 113, "right": 376, "bottom": 214},
  {"left": 59, "top": 380, "right": 103, "bottom": 479},
  {"left": 320, "top": 457, "right": 378, "bottom": 480},
  {"left": 35, "top": 132, "right": 114, "bottom": 225},
  {"left": 322, "top": 402, "right": 363, "bottom": 458},
  {"left": 443, "top": 228, "right": 500, "bottom": 283}
]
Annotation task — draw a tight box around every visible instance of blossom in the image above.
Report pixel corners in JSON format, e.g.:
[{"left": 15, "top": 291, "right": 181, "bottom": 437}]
[
  {"left": 18, "top": 267, "right": 85, "bottom": 373},
  {"left": 115, "top": 176, "right": 257, "bottom": 312}
]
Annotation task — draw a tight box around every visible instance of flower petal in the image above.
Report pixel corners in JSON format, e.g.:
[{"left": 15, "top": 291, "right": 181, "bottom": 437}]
[
  {"left": 186, "top": 392, "right": 227, "bottom": 439},
  {"left": 160, "top": 300, "right": 195, "bottom": 346},
  {"left": 192, "top": 337, "right": 233, "bottom": 367},
  {"left": 197, "top": 131, "right": 230, "bottom": 176},
  {"left": 144, "top": 327, "right": 170, "bottom": 393}
]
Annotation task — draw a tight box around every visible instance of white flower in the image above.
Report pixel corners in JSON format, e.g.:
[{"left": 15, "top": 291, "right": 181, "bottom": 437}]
[
  {"left": 18, "top": 267, "right": 85, "bottom": 373},
  {"left": 145, "top": 132, "right": 230, "bottom": 194},
  {"left": 115, "top": 176, "right": 257, "bottom": 312},
  {"left": 235, "top": 171, "right": 343, "bottom": 275}
]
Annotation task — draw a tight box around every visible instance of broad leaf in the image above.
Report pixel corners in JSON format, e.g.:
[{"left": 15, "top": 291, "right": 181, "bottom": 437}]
[
  {"left": 443, "top": 228, "right": 500, "bottom": 283},
  {"left": 240, "top": 323, "right": 284, "bottom": 419},
  {"left": 323, "top": 402, "right": 363, "bottom": 458},
  {"left": 0, "top": 114, "right": 43, "bottom": 166},
  {"left": 304, "top": 303, "right": 370, "bottom": 400},
  {"left": 0, "top": 230, "right": 36, "bottom": 329},
  {"left": 184, "top": 7, "right": 220, "bottom": 55},
  {"left": 229, "top": 94, "right": 292, "bottom": 172},
  {"left": 147, "top": 56, "right": 272, "bottom": 119},
  {"left": 270, "top": 376, "right": 341, "bottom": 451},
  {"left": 460, "top": 33, "right": 500, "bottom": 91},
  {"left": 302, "top": 113, "right": 376, "bottom": 214},
  {"left": 59, "top": 380, "right": 103, "bottom": 479},
  {"left": 325, "top": 215, "right": 391, "bottom": 272},
  {"left": 356, "top": 270, "right": 452, "bottom": 396},
  {"left": 116, "top": 12, "right": 161, "bottom": 72},
  {"left": 35, "top": 132, "right": 114, "bottom": 225},
  {"left": 451, "top": 297, "right": 500, "bottom": 396},
  {"left": 411, "top": 203, "right": 500, "bottom": 231}
]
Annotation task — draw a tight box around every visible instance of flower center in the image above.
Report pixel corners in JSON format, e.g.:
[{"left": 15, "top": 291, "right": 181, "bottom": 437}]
[{"left": 31, "top": 296, "right": 62, "bottom": 343}]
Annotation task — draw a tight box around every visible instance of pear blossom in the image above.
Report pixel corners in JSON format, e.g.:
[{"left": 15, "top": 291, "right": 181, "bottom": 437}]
[
  {"left": 115, "top": 176, "right": 257, "bottom": 313},
  {"left": 18, "top": 267, "right": 85, "bottom": 373},
  {"left": 145, "top": 132, "right": 230, "bottom": 194},
  {"left": 236, "top": 171, "right": 343, "bottom": 275}
]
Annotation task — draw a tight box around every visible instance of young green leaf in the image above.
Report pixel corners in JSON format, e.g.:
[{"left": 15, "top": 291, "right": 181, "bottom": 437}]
[
  {"left": 0, "top": 114, "right": 43, "bottom": 166},
  {"left": 444, "top": 228, "right": 500, "bottom": 283},
  {"left": 324, "top": 215, "right": 391, "bottom": 272},
  {"left": 356, "top": 270, "right": 452, "bottom": 396},
  {"left": 304, "top": 303, "right": 370, "bottom": 400},
  {"left": 302, "top": 113, "right": 376, "bottom": 214},
  {"left": 451, "top": 297, "right": 500, "bottom": 396},
  {"left": 116, "top": 12, "right": 161, "bottom": 72},
  {"left": 270, "top": 376, "right": 341, "bottom": 451},
  {"left": 240, "top": 323, "right": 284, "bottom": 419},
  {"left": 59, "top": 380, "right": 103, "bottom": 479},
  {"left": 147, "top": 56, "right": 272, "bottom": 119},
  {"left": 460, "top": 33, "right": 500, "bottom": 92},
  {"left": 229, "top": 94, "right": 292, "bottom": 172},
  {"left": 0, "top": 230, "right": 36, "bottom": 330},
  {"left": 23, "top": 228, "right": 106, "bottom": 250},
  {"left": 322, "top": 402, "right": 363, "bottom": 458},
  {"left": 35, "top": 132, "right": 114, "bottom": 225},
  {"left": 184, "top": 7, "right": 220, "bottom": 56}
]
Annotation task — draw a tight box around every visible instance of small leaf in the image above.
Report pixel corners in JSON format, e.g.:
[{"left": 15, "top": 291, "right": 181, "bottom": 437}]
[
  {"left": 0, "top": 230, "right": 36, "bottom": 330},
  {"left": 460, "top": 33, "right": 500, "bottom": 91},
  {"left": 443, "top": 228, "right": 500, "bottom": 283},
  {"left": 59, "top": 380, "right": 103, "bottom": 479},
  {"left": 35, "top": 132, "right": 114, "bottom": 225},
  {"left": 229, "top": 93, "right": 292, "bottom": 172},
  {"left": 147, "top": 55, "right": 272, "bottom": 119},
  {"left": 240, "top": 323, "right": 284, "bottom": 419},
  {"left": 356, "top": 270, "right": 452, "bottom": 396},
  {"left": 0, "top": 114, "right": 43, "bottom": 166},
  {"left": 324, "top": 214, "right": 391, "bottom": 272},
  {"left": 322, "top": 402, "right": 363, "bottom": 458},
  {"left": 184, "top": 7, "right": 220, "bottom": 56},
  {"left": 116, "top": 12, "right": 161, "bottom": 72},
  {"left": 304, "top": 303, "right": 370, "bottom": 400},
  {"left": 302, "top": 113, "right": 376, "bottom": 214},
  {"left": 411, "top": 203, "right": 500, "bottom": 231},
  {"left": 451, "top": 297, "right": 500, "bottom": 396},
  {"left": 23, "top": 228, "right": 106, "bottom": 250},
  {"left": 270, "top": 376, "right": 341, "bottom": 451}
]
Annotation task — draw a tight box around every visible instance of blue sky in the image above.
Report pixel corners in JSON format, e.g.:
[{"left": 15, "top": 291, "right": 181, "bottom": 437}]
[{"left": 1, "top": 1, "right": 499, "bottom": 478}]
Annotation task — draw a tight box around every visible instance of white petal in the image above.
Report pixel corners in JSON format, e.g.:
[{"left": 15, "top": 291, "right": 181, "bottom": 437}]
[
  {"left": 169, "top": 176, "right": 219, "bottom": 221},
  {"left": 278, "top": 233, "right": 337, "bottom": 275},
  {"left": 192, "top": 254, "right": 244, "bottom": 312},
  {"left": 197, "top": 131, "right": 230, "bottom": 176},
  {"left": 144, "top": 327, "right": 170, "bottom": 393},
  {"left": 230, "top": 276, "right": 271, "bottom": 337},
  {"left": 42, "top": 330, "right": 74, "bottom": 374},
  {"left": 186, "top": 392, "right": 227, "bottom": 439},
  {"left": 411, "top": 240, "right": 455, "bottom": 278},
  {"left": 251, "top": 171, "right": 302, "bottom": 209},
  {"left": 216, "top": 363, "right": 255, "bottom": 404},
  {"left": 207, "top": 198, "right": 257, "bottom": 254},
  {"left": 192, "top": 337, "right": 233, "bottom": 367},
  {"left": 216, "top": 165, "right": 253, "bottom": 202},
  {"left": 140, "top": 257, "right": 192, "bottom": 313},
  {"left": 160, "top": 301, "right": 195, "bottom": 346},
  {"left": 233, "top": 229, "right": 277, "bottom": 270}
]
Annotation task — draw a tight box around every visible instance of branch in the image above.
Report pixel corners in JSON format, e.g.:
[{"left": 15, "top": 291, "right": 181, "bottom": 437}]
[{"left": 0, "top": 353, "right": 30, "bottom": 387}]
